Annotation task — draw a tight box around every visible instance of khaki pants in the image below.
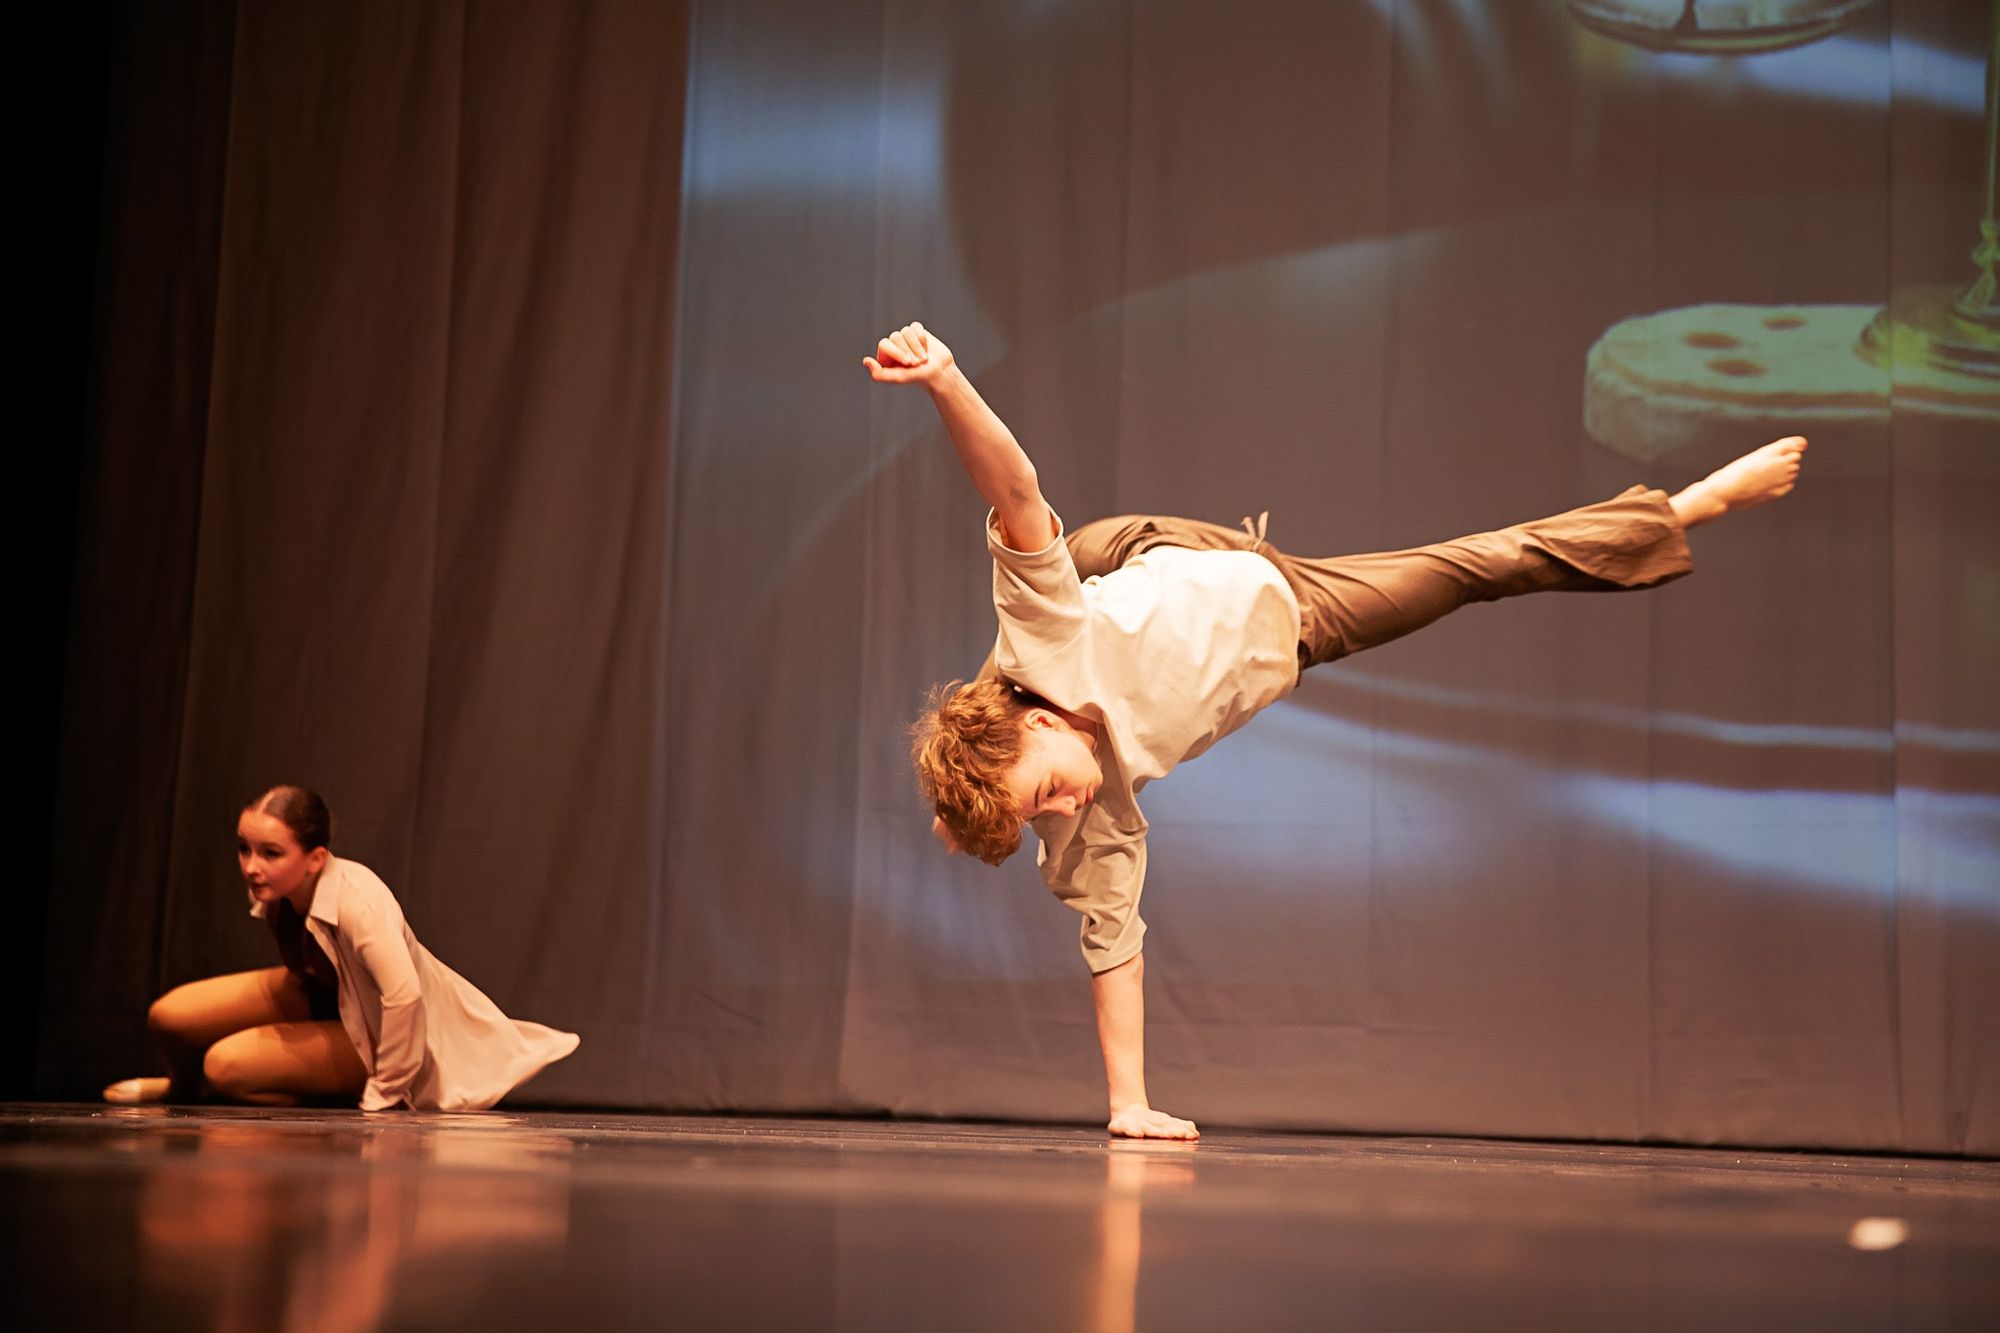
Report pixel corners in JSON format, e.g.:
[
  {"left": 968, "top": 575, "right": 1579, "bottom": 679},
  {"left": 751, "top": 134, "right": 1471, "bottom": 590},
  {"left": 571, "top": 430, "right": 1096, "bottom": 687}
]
[{"left": 1062, "top": 485, "right": 1692, "bottom": 674}]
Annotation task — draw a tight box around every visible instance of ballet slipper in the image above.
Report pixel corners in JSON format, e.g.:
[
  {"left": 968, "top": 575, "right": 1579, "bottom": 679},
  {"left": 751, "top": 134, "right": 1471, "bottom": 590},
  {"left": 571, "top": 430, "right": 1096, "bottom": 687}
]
[{"left": 101, "top": 1076, "right": 172, "bottom": 1105}]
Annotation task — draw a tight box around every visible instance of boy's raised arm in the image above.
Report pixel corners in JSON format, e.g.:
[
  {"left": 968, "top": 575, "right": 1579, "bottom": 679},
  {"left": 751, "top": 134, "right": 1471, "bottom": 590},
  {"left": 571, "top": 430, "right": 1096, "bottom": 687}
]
[{"left": 865, "top": 322, "right": 1057, "bottom": 551}]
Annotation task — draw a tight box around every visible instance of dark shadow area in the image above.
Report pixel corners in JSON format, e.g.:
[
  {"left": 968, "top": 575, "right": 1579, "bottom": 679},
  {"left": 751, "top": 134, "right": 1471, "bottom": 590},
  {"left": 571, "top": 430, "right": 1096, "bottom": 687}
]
[{"left": 16, "top": 3, "right": 119, "bottom": 1100}]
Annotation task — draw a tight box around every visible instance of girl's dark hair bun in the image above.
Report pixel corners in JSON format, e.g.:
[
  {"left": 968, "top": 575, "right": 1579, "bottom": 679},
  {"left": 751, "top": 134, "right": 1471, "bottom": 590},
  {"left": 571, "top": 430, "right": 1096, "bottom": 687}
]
[{"left": 248, "top": 786, "right": 332, "bottom": 851}]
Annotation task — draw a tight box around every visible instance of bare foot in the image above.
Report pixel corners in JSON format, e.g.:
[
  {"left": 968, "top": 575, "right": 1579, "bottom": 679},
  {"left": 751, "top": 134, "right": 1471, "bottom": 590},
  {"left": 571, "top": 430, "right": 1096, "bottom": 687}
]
[
  {"left": 102, "top": 1076, "right": 173, "bottom": 1105},
  {"left": 1669, "top": 435, "right": 1807, "bottom": 528}
]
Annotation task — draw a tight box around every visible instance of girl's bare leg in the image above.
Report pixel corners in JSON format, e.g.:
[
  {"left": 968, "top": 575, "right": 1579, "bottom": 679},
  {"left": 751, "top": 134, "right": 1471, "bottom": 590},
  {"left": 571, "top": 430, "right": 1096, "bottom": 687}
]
[
  {"left": 201, "top": 1021, "right": 368, "bottom": 1106},
  {"left": 106, "top": 967, "right": 320, "bottom": 1103}
]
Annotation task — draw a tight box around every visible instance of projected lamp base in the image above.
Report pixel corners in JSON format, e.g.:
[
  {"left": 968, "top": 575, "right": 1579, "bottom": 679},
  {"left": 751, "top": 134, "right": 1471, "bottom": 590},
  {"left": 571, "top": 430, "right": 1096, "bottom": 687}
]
[
  {"left": 1566, "top": 0, "right": 1881, "bottom": 56},
  {"left": 1856, "top": 284, "right": 2000, "bottom": 382}
]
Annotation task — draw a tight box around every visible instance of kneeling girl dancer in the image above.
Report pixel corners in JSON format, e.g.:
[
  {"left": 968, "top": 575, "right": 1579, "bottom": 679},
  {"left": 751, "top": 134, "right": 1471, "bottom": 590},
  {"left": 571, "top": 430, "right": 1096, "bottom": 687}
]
[
  {"left": 867, "top": 321, "right": 1806, "bottom": 1140},
  {"left": 104, "top": 786, "right": 578, "bottom": 1111}
]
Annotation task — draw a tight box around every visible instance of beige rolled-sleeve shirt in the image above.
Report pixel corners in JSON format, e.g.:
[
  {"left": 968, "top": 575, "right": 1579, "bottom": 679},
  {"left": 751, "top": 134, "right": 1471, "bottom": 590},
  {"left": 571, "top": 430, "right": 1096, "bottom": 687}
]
[{"left": 987, "top": 511, "right": 1300, "bottom": 972}]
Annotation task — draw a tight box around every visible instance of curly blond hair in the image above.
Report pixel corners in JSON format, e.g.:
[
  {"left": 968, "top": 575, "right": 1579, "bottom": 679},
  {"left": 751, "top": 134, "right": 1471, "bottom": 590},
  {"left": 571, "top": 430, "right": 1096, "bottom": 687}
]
[{"left": 910, "top": 677, "right": 1044, "bottom": 865}]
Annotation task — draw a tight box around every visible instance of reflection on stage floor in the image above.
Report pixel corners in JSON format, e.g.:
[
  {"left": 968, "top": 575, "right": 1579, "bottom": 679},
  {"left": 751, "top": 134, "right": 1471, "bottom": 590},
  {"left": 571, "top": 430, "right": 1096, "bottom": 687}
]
[{"left": 4, "top": 1104, "right": 1995, "bottom": 1330}]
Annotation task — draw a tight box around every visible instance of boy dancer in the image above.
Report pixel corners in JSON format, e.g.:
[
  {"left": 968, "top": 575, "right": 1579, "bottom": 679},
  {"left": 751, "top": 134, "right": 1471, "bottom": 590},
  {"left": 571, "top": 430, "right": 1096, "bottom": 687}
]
[{"left": 867, "top": 321, "right": 1806, "bottom": 1139}]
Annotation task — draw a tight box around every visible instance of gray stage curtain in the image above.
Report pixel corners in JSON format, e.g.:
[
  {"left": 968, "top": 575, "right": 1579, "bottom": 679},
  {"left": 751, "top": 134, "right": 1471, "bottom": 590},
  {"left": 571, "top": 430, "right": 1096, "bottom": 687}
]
[
  {"left": 45, "top": 0, "right": 690, "bottom": 1107},
  {"left": 47, "top": 0, "right": 1996, "bottom": 1154}
]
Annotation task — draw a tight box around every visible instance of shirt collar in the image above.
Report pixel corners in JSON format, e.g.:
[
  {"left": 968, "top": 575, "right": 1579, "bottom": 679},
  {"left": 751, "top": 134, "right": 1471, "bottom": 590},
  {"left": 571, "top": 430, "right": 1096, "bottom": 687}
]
[
  {"left": 243, "top": 857, "right": 342, "bottom": 925},
  {"left": 305, "top": 859, "right": 342, "bottom": 926}
]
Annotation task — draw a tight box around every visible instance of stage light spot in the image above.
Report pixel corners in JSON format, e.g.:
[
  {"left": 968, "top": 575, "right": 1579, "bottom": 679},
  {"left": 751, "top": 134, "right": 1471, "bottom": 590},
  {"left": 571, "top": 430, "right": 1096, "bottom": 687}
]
[
  {"left": 1763, "top": 315, "right": 1806, "bottom": 330},
  {"left": 1848, "top": 1217, "right": 1908, "bottom": 1251},
  {"left": 1683, "top": 332, "right": 1741, "bottom": 349},
  {"left": 1707, "top": 357, "right": 1768, "bottom": 378}
]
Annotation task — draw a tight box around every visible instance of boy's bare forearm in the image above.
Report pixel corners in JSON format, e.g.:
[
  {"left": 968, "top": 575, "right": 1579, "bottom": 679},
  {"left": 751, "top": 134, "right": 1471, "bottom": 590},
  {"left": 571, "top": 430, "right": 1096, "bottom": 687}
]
[
  {"left": 924, "top": 364, "right": 1055, "bottom": 550},
  {"left": 1092, "top": 953, "right": 1150, "bottom": 1113},
  {"left": 1093, "top": 954, "right": 1200, "bottom": 1139}
]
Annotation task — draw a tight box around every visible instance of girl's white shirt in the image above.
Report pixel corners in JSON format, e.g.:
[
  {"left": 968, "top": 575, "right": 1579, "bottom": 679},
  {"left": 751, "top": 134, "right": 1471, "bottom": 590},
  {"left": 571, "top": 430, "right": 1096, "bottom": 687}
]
[{"left": 249, "top": 856, "right": 578, "bottom": 1110}]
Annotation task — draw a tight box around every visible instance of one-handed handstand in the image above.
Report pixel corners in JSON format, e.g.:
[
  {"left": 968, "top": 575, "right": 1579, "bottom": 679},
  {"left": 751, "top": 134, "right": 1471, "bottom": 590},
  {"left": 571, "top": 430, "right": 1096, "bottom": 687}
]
[{"left": 866, "top": 321, "right": 1806, "bottom": 1140}]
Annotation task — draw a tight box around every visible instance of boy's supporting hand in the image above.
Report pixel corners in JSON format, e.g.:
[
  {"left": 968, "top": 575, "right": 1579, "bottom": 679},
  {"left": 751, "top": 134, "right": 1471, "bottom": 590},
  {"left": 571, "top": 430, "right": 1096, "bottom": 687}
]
[
  {"left": 864, "top": 321, "right": 955, "bottom": 387},
  {"left": 1108, "top": 1103, "right": 1200, "bottom": 1140}
]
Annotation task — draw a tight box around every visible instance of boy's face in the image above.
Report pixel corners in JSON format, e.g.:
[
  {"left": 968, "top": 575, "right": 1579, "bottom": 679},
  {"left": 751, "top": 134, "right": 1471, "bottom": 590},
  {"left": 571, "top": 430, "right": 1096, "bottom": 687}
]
[{"left": 1003, "top": 711, "right": 1103, "bottom": 823}]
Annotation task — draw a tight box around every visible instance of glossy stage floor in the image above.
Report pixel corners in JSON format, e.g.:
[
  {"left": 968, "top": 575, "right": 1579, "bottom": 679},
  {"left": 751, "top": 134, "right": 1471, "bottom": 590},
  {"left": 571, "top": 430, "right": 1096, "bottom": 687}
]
[{"left": 4, "top": 1104, "right": 1995, "bottom": 1331}]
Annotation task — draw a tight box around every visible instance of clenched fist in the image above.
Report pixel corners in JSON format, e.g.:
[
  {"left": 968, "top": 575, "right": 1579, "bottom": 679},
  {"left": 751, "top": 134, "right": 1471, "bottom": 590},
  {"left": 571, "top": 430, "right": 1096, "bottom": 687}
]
[{"left": 864, "top": 321, "right": 954, "bottom": 386}]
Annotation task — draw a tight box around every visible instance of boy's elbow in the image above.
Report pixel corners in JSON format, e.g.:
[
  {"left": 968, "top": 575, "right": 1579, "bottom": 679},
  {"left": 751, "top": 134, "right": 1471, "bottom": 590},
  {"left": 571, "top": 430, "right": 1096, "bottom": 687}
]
[{"left": 1009, "top": 464, "right": 1039, "bottom": 504}]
